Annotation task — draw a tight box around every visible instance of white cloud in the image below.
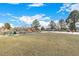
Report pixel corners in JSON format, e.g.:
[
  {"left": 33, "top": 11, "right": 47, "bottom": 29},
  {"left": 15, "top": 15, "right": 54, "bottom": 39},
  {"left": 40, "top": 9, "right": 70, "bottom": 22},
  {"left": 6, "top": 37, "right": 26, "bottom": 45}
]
[
  {"left": 0, "top": 13, "right": 51, "bottom": 27},
  {"left": 19, "top": 14, "right": 48, "bottom": 23},
  {"left": 32, "top": 14, "right": 45, "bottom": 19},
  {"left": 39, "top": 21, "right": 49, "bottom": 27},
  {"left": 57, "top": 3, "right": 79, "bottom": 14},
  {"left": 70, "top": 4, "right": 79, "bottom": 11},
  {"left": 28, "top": 3, "right": 44, "bottom": 7},
  {"left": 19, "top": 16, "right": 33, "bottom": 24},
  {"left": 19, "top": 14, "right": 51, "bottom": 27},
  {"left": 57, "top": 3, "right": 72, "bottom": 13}
]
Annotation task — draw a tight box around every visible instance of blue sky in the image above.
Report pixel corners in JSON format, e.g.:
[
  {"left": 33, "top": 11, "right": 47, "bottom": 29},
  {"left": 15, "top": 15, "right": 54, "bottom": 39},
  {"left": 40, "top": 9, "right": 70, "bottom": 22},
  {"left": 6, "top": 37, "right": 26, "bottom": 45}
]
[{"left": 0, "top": 3, "right": 79, "bottom": 27}]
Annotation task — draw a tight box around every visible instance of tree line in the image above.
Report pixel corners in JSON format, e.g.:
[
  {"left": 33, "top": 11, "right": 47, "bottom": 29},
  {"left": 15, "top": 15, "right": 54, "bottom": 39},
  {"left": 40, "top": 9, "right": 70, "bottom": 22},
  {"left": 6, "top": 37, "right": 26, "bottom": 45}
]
[
  {"left": 32, "top": 10, "right": 79, "bottom": 32},
  {"left": 2, "top": 10, "right": 79, "bottom": 32}
]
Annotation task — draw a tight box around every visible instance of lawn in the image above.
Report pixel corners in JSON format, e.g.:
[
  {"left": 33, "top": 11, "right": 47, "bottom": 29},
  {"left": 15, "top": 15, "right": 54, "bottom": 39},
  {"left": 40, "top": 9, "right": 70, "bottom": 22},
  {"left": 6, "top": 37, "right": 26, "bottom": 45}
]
[{"left": 0, "top": 33, "right": 79, "bottom": 56}]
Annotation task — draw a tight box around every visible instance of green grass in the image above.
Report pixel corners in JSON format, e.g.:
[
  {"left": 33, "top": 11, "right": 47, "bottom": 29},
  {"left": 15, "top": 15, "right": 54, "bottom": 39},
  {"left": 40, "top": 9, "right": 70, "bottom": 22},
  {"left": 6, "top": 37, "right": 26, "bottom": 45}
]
[{"left": 0, "top": 33, "right": 79, "bottom": 56}]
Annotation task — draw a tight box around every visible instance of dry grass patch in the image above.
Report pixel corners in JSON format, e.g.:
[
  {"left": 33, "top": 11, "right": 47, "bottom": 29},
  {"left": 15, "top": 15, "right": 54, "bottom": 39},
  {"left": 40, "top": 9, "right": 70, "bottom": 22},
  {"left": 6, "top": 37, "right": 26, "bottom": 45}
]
[{"left": 0, "top": 33, "right": 79, "bottom": 55}]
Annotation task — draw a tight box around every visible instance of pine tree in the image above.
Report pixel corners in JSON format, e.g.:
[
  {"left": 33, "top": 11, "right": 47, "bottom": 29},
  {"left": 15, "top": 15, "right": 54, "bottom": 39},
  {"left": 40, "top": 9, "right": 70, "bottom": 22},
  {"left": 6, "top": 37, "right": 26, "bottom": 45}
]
[{"left": 32, "top": 19, "right": 40, "bottom": 30}]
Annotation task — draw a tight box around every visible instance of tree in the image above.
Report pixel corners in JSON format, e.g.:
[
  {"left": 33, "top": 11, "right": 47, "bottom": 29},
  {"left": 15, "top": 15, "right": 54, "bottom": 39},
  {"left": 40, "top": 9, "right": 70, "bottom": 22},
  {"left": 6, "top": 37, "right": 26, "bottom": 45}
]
[
  {"left": 49, "top": 20, "right": 56, "bottom": 30},
  {"left": 59, "top": 19, "right": 66, "bottom": 30},
  {"left": 66, "top": 10, "right": 79, "bottom": 31},
  {"left": 41, "top": 26, "right": 45, "bottom": 31},
  {"left": 69, "top": 22, "right": 76, "bottom": 31},
  {"left": 66, "top": 10, "right": 79, "bottom": 23},
  {"left": 32, "top": 19, "right": 40, "bottom": 30},
  {"left": 4, "top": 23, "right": 11, "bottom": 30}
]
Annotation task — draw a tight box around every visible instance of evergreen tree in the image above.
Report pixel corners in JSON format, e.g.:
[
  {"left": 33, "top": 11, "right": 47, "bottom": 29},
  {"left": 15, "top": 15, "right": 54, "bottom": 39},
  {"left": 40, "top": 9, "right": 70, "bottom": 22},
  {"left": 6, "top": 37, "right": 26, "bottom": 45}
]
[
  {"left": 49, "top": 20, "right": 56, "bottom": 30},
  {"left": 4, "top": 23, "right": 11, "bottom": 30},
  {"left": 32, "top": 19, "right": 40, "bottom": 30},
  {"left": 66, "top": 10, "right": 79, "bottom": 31}
]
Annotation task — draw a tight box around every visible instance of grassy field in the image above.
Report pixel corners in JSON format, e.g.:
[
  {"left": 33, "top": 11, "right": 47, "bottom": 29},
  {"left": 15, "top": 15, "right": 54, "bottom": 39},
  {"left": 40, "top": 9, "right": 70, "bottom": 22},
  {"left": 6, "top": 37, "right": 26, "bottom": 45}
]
[{"left": 0, "top": 33, "right": 79, "bottom": 56}]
